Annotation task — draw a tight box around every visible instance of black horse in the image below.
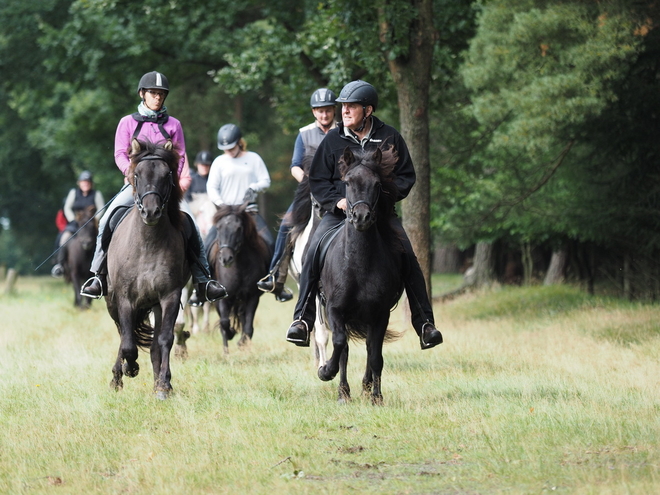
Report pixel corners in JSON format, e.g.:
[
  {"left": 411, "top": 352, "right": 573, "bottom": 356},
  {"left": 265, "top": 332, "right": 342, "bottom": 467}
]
[
  {"left": 62, "top": 205, "right": 98, "bottom": 309},
  {"left": 105, "top": 139, "right": 190, "bottom": 399},
  {"left": 317, "top": 146, "right": 405, "bottom": 405},
  {"left": 207, "top": 204, "right": 271, "bottom": 353}
]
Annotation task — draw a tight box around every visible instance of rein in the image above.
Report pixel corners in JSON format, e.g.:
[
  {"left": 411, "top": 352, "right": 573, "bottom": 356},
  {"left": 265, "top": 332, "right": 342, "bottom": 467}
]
[{"left": 133, "top": 154, "right": 174, "bottom": 215}]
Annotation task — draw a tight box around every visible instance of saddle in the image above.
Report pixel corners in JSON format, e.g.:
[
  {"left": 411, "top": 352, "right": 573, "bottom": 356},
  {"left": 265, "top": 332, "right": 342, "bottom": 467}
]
[
  {"left": 101, "top": 205, "right": 197, "bottom": 264},
  {"left": 312, "top": 222, "right": 344, "bottom": 277}
]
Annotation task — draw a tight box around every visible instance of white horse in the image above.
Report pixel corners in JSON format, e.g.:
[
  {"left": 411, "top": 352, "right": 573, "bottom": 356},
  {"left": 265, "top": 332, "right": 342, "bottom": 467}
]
[{"left": 288, "top": 200, "right": 329, "bottom": 370}]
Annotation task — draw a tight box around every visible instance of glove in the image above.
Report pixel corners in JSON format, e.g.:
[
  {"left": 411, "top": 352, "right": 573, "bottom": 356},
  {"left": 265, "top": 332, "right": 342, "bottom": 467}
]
[{"left": 243, "top": 188, "right": 258, "bottom": 204}]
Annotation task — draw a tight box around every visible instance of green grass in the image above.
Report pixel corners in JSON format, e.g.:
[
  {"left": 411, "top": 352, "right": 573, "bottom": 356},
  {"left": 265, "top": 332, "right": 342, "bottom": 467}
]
[{"left": 1, "top": 276, "right": 660, "bottom": 493}]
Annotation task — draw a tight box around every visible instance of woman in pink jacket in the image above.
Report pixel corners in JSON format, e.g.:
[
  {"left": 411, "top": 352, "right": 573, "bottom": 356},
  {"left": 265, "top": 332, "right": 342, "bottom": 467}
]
[{"left": 80, "top": 71, "right": 226, "bottom": 303}]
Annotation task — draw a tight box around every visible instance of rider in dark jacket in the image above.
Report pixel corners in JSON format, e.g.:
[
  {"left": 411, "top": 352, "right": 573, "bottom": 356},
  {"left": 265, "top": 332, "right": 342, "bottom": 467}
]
[{"left": 285, "top": 80, "right": 443, "bottom": 351}]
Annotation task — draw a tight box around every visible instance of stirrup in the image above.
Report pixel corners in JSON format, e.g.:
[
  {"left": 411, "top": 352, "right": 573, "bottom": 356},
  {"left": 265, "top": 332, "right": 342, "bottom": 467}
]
[
  {"left": 286, "top": 319, "right": 310, "bottom": 347},
  {"left": 257, "top": 272, "right": 275, "bottom": 293},
  {"left": 80, "top": 276, "right": 104, "bottom": 300}
]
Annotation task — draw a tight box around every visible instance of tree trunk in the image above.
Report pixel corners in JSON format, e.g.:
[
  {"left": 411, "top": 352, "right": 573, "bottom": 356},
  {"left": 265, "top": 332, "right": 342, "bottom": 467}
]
[
  {"left": 473, "top": 242, "right": 495, "bottom": 288},
  {"left": 380, "top": 0, "right": 434, "bottom": 296},
  {"left": 544, "top": 245, "right": 568, "bottom": 285},
  {"left": 433, "top": 243, "right": 461, "bottom": 273},
  {"left": 623, "top": 253, "right": 632, "bottom": 300}
]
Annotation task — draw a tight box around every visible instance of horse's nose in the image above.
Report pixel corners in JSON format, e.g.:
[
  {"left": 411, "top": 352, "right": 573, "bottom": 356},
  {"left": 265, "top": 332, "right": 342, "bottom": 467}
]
[{"left": 141, "top": 206, "right": 162, "bottom": 226}]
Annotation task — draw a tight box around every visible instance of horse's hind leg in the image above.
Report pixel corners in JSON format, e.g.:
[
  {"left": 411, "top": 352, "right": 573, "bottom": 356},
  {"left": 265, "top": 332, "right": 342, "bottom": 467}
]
[{"left": 337, "top": 344, "right": 350, "bottom": 404}]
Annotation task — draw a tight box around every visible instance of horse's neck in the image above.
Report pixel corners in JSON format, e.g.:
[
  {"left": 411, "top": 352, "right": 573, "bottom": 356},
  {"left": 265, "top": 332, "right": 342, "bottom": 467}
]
[
  {"left": 343, "top": 222, "right": 384, "bottom": 257},
  {"left": 132, "top": 211, "right": 176, "bottom": 245}
]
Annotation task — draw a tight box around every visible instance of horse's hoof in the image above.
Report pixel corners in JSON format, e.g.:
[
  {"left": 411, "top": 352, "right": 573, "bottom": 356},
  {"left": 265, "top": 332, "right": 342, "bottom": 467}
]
[
  {"left": 371, "top": 395, "right": 384, "bottom": 406},
  {"left": 174, "top": 344, "right": 188, "bottom": 361},
  {"left": 110, "top": 379, "right": 123, "bottom": 391},
  {"left": 318, "top": 365, "right": 335, "bottom": 382},
  {"left": 226, "top": 327, "right": 236, "bottom": 340},
  {"left": 238, "top": 334, "right": 251, "bottom": 347},
  {"left": 175, "top": 329, "right": 190, "bottom": 345},
  {"left": 155, "top": 390, "right": 169, "bottom": 401},
  {"left": 123, "top": 361, "right": 139, "bottom": 378}
]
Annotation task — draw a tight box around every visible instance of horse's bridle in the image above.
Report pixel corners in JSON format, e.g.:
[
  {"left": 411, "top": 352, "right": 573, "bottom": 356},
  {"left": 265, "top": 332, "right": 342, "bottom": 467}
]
[
  {"left": 133, "top": 154, "right": 174, "bottom": 215},
  {"left": 216, "top": 215, "right": 243, "bottom": 256},
  {"left": 346, "top": 183, "right": 381, "bottom": 224}
]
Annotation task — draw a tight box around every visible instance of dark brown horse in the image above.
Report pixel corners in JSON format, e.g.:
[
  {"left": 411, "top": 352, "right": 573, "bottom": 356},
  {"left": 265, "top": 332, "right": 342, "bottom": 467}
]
[
  {"left": 105, "top": 139, "right": 189, "bottom": 400},
  {"left": 317, "top": 146, "right": 405, "bottom": 405},
  {"left": 207, "top": 204, "right": 270, "bottom": 353},
  {"left": 63, "top": 205, "right": 98, "bottom": 309}
]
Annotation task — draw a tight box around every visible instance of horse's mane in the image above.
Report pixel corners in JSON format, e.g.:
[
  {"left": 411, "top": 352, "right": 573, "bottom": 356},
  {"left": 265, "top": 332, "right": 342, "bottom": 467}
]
[
  {"left": 289, "top": 152, "right": 316, "bottom": 242},
  {"left": 213, "top": 204, "right": 270, "bottom": 260},
  {"left": 127, "top": 139, "right": 183, "bottom": 229}
]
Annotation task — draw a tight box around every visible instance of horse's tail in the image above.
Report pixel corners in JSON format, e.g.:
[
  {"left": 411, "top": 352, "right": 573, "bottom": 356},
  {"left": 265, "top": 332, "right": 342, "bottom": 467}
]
[
  {"left": 345, "top": 322, "right": 403, "bottom": 343},
  {"left": 134, "top": 308, "right": 154, "bottom": 350}
]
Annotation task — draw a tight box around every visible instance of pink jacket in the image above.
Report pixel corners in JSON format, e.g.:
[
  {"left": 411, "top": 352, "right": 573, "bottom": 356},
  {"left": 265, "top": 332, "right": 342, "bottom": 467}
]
[{"left": 114, "top": 114, "right": 191, "bottom": 191}]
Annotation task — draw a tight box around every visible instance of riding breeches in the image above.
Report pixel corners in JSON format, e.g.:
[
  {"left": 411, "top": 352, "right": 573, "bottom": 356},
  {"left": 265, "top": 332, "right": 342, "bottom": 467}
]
[
  {"left": 89, "top": 183, "right": 214, "bottom": 283},
  {"left": 292, "top": 212, "right": 435, "bottom": 333},
  {"left": 268, "top": 202, "right": 294, "bottom": 273}
]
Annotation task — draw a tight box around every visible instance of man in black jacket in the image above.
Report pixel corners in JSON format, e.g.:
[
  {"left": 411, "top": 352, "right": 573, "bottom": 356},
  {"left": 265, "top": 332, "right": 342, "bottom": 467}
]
[{"left": 285, "top": 80, "right": 443, "bottom": 351}]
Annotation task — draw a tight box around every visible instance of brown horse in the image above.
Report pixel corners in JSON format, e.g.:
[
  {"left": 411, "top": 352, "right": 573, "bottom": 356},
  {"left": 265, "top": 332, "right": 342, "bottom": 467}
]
[
  {"left": 105, "top": 139, "right": 189, "bottom": 400},
  {"left": 62, "top": 205, "right": 98, "bottom": 309},
  {"left": 207, "top": 204, "right": 270, "bottom": 353}
]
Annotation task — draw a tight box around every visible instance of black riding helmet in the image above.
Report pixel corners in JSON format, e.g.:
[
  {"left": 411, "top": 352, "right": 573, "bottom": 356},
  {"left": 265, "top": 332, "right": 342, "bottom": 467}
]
[
  {"left": 195, "top": 150, "right": 213, "bottom": 165},
  {"left": 78, "top": 170, "right": 93, "bottom": 182},
  {"left": 310, "top": 88, "right": 337, "bottom": 108},
  {"left": 336, "top": 80, "right": 378, "bottom": 112},
  {"left": 137, "top": 71, "right": 169, "bottom": 96},
  {"left": 217, "top": 124, "right": 242, "bottom": 150}
]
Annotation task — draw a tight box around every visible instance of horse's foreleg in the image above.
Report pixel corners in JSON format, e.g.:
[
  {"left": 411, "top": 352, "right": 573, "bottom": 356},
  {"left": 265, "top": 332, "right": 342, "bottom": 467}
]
[
  {"left": 202, "top": 302, "right": 211, "bottom": 333},
  {"left": 118, "top": 306, "right": 139, "bottom": 379},
  {"left": 314, "top": 301, "right": 329, "bottom": 369},
  {"left": 110, "top": 347, "right": 124, "bottom": 391},
  {"left": 217, "top": 300, "right": 233, "bottom": 354},
  {"left": 153, "top": 294, "right": 179, "bottom": 399},
  {"left": 318, "top": 310, "right": 346, "bottom": 382},
  {"left": 238, "top": 295, "right": 259, "bottom": 347},
  {"left": 365, "top": 324, "right": 386, "bottom": 406},
  {"left": 337, "top": 344, "right": 350, "bottom": 404}
]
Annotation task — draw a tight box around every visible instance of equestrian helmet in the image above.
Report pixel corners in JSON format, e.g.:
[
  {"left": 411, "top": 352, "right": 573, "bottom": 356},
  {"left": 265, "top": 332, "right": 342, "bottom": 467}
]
[
  {"left": 195, "top": 150, "right": 213, "bottom": 165},
  {"left": 137, "top": 71, "right": 169, "bottom": 95},
  {"left": 78, "top": 170, "right": 93, "bottom": 182},
  {"left": 217, "top": 124, "right": 242, "bottom": 150},
  {"left": 336, "top": 80, "right": 378, "bottom": 112},
  {"left": 310, "top": 88, "right": 337, "bottom": 108}
]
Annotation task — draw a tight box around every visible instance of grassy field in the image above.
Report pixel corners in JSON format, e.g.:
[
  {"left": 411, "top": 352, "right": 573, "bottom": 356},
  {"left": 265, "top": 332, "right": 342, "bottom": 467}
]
[{"left": 1, "top": 275, "right": 659, "bottom": 494}]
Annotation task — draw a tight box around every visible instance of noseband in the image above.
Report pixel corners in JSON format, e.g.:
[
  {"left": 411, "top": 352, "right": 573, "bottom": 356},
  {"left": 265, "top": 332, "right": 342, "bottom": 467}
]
[{"left": 133, "top": 154, "right": 174, "bottom": 215}]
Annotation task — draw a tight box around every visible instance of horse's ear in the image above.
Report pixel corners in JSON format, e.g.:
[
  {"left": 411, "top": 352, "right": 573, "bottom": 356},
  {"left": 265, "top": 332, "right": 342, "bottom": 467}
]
[
  {"left": 372, "top": 147, "right": 382, "bottom": 164},
  {"left": 131, "top": 139, "right": 141, "bottom": 155},
  {"left": 339, "top": 147, "right": 354, "bottom": 177},
  {"left": 342, "top": 147, "right": 355, "bottom": 166},
  {"left": 164, "top": 140, "right": 173, "bottom": 151}
]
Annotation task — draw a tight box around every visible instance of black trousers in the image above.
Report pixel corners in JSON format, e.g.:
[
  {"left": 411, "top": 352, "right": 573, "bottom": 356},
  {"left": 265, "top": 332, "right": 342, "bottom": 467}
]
[{"left": 292, "top": 211, "right": 435, "bottom": 334}]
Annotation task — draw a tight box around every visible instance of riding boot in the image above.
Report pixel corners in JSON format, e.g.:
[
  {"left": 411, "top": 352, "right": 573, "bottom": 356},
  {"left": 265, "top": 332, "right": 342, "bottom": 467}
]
[
  {"left": 184, "top": 214, "right": 228, "bottom": 306},
  {"left": 81, "top": 256, "right": 107, "bottom": 299},
  {"left": 286, "top": 213, "right": 342, "bottom": 346},
  {"left": 51, "top": 231, "right": 72, "bottom": 278}
]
